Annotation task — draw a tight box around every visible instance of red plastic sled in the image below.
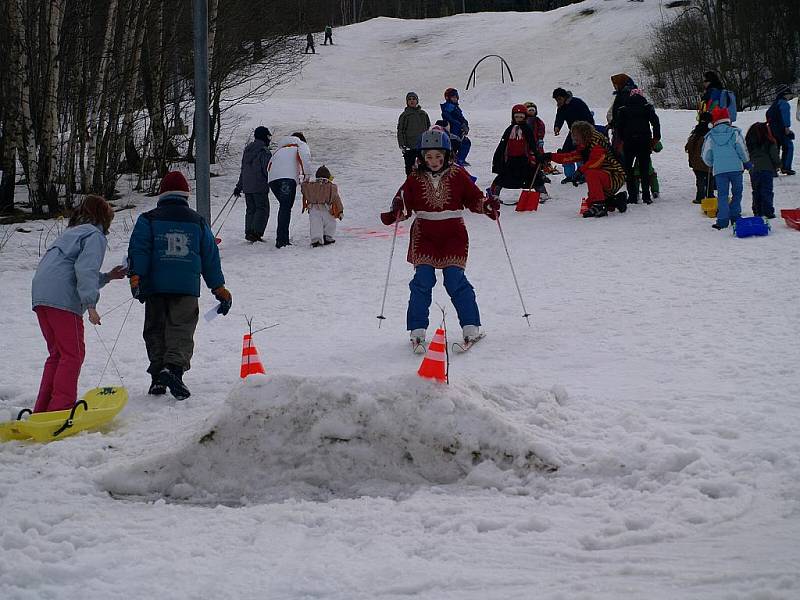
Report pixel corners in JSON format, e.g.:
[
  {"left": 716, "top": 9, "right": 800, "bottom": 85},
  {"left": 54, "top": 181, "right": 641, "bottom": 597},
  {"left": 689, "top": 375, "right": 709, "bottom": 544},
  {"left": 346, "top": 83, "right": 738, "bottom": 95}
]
[{"left": 780, "top": 209, "right": 800, "bottom": 231}]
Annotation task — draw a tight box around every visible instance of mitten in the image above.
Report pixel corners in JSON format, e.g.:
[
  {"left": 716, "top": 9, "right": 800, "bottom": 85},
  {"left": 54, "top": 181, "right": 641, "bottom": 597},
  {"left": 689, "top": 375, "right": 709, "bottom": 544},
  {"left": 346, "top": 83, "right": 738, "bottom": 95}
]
[
  {"left": 129, "top": 274, "right": 140, "bottom": 299},
  {"left": 391, "top": 195, "right": 404, "bottom": 215},
  {"left": 483, "top": 197, "right": 500, "bottom": 220},
  {"left": 212, "top": 286, "right": 232, "bottom": 316},
  {"left": 743, "top": 161, "right": 754, "bottom": 171}
]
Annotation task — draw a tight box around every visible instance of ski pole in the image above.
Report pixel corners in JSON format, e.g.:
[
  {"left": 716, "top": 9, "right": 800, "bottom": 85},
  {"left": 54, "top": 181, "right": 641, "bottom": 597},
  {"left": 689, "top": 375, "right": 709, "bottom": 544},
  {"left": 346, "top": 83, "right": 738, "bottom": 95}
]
[
  {"left": 495, "top": 215, "right": 531, "bottom": 326},
  {"left": 377, "top": 195, "right": 403, "bottom": 328},
  {"left": 214, "top": 194, "right": 241, "bottom": 239},
  {"left": 210, "top": 192, "right": 235, "bottom": 229}
]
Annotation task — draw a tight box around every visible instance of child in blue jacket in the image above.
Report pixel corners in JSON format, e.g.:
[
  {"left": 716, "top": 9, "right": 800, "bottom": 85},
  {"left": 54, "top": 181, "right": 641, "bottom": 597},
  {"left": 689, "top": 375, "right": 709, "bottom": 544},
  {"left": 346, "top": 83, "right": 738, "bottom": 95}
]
[
  {"left": 441, "top": 88, "right": 471, "bottom": 166},
  {"left": 128, "top": 171, "right": 232, "bottom": 399},
  {"left": 702, "top": 108, "right": 751, "bottom": 230},
  {"left": 31, "top": 195, "right": 126, "bottom": 412}
]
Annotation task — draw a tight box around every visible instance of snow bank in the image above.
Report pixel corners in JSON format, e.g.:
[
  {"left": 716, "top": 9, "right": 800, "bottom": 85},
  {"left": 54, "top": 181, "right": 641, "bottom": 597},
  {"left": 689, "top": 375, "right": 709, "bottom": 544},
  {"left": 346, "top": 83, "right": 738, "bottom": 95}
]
[{"left": 101, "top": 375, "right": 561, "bottom": 504}]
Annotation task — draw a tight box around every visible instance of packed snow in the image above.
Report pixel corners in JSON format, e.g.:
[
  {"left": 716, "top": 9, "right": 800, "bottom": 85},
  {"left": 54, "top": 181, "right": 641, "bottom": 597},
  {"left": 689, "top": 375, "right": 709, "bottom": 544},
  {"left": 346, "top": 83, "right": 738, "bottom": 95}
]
[{"left": 2, "top": 0, "right": 800, "bottom": 598}]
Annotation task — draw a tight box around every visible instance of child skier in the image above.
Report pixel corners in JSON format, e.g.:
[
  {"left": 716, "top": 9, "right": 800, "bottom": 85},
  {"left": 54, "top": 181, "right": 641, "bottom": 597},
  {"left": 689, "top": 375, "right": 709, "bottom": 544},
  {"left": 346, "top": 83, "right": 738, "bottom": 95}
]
[
  {"left": 441, "top": 88, "right": 471, "bottom": 166},
  {"left": 128, "top": 171, "right": 232, "bottom": 399},
  {"left": 31, "top": 195, "right": 127, "bottom": 413},
  {"left": 380, "top": 129, "right": 500, "bottom": 350},
  {"left": 540, "top": 121, "right": 627, "bottom": 218},
  {"left": 524, "top": 102, "right": 546, "bottom": 152},
  {"left": 685, "top": 112, "right": 714, "bottom": 204},
  {"left": 301, "top": 165, "right": 343, "bottom": 246},
  {"left": 490, "top": 104, "right": 547, "bottom": 201},
  {"left": 745, "top": 122, "right": 781, "bottom": 218},
  {"left": 701, "top": 108, "right": 751, "bottom": 230}
]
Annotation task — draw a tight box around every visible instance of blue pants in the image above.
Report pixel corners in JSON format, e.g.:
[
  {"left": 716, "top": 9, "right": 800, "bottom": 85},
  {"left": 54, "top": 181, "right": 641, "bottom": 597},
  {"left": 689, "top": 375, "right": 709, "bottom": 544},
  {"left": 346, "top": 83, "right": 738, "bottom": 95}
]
[
  {"left": 268, "top": 179, "right": 297, "bottom": 245},
  {"left": 407, "top": 265, "right": 480, "bottom": 331},
  {"left": 562, "top": 134, "right": 583, "bottom": 179},
  {"left": 781, "top": 139, "right": 794, "bottom": 171},
  {"left": 456, "top": 137, "right": 471, "bottom": 165},
  {"left": 715, "top": 171, "right": 743, "bottom": 227},
  {"left": 750, "top": 170, "right": 775, "bottom": 217}
]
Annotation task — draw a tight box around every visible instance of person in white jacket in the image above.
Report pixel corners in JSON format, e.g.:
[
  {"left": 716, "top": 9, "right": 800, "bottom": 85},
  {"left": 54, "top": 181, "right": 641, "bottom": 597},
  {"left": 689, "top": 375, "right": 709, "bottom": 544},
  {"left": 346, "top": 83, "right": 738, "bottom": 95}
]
[{"left": 267, "top": 133, "right": 312, "bottom": 248}]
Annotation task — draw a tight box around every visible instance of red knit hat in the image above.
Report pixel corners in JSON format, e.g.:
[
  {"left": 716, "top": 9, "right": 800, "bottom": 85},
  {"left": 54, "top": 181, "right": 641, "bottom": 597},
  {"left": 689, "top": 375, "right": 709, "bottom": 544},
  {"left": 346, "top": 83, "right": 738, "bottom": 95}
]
[
  {"left": 158, "top": 171, "right": 191, "bottom": 197},
  {"left": 512, "top": 103, "right": 528, "bottom": 117},
  {"left": 711, "top": 107, "right": 731, "bottom": 125}
]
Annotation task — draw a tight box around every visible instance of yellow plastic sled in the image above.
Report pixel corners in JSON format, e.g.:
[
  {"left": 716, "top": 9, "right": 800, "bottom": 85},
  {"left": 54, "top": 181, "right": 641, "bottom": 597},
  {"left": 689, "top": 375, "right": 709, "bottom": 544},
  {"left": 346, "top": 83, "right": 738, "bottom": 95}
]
[{"left": 0, "top": 386, "right": 127, "bottom": 443}]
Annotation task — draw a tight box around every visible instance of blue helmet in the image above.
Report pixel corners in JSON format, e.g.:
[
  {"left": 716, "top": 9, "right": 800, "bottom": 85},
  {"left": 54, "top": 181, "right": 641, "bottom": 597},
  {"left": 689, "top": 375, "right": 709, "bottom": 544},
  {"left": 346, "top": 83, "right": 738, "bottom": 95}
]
[{"left": 417, "top": 128, "right": 452, "bottom": 152}]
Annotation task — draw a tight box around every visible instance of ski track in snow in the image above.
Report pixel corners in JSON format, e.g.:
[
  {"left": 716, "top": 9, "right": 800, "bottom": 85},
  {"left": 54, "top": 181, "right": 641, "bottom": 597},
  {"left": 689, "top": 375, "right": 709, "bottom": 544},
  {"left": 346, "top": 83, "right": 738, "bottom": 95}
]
[{"left": 2, "top": 1, "right": 800, "bottom": 598}]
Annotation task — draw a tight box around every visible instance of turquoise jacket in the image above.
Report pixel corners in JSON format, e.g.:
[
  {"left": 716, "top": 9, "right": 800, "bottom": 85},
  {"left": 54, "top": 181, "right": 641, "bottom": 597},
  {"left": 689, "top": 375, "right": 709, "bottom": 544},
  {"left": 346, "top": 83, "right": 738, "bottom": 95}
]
[{"left": 701, "top": 123, "right": 749, "bottom": 175}]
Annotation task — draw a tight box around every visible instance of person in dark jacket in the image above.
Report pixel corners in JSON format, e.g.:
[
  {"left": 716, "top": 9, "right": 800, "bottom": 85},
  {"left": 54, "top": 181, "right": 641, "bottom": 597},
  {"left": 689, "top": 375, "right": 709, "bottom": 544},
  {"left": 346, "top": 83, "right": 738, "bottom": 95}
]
[
  {"left": 552, "top": 87, "right": 594, "bottom": 184},
  {"left": 685, "top": 112, "right": 715, "bottom": 204},
  {"left": 234, "top": 126, "right": 272, "bottom": 242},
  {"left": 615, "top": 88, "right": 661, "bottom": 204},
  {"left": 397, "top": 92, "right": 431, "bottom": 175},
  {"left": 324, "top": 25, "right": 333, "bottom": 45},
  {"left": 698, "top": 71, "right": 724, "bottom": 118},
  {"left": 305, "top": 33, "right": 315, "bottom": 54},
  {"left": 491, "top": 104, "right": 546, "bottom": 197},
  {"left": 766, "top": 84, "right": 795, "bottom": 175},
  {"left": 441, "top": 88, "right": 471, "bottom": 166},
  {"left": 745, "top": 122, "right": 781, "bottom": 218},
  {"left": 128, "top": 171, "right": 232, "bottom": 400},
  {"left": 608, "top": 73, "right": 636, "bottom": 152}
]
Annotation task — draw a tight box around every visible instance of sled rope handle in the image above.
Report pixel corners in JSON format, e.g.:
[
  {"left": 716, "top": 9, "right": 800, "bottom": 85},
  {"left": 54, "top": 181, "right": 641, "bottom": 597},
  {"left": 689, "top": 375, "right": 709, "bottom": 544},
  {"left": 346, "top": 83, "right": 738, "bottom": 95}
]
[
  {"left": 94, "top": 297, "right": 135, "bottom": 387},
  {"left": 16, "top": 408, "right": 32, "bottom": 421},
  {"left": 52, "top": 400, "right": 88, "bottom": 437}
]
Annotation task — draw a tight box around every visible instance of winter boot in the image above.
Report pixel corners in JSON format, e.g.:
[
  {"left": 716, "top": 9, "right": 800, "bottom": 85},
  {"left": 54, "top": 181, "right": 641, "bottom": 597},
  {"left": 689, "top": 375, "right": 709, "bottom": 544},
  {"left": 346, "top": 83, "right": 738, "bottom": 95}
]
[
  {"left": 614, "top": 192, "right": 628, "bottom": 213},
  {"left": 311, "top": 241, "right": 323, "bottom": 247},
  {"left": 583, "top": 202, "right": 608, "bottom": 218},
  {"left": 158, "top": 365, "right": 191, "bottom": 400},
  {"left": 323, "top": 236, "right": 336, "bottom": 245},
  {"left": 410, "top": 328, "right": 427, "bottom": 353},
  {"left": 462, "top": 325, "right": 481, "bottom": 343},
  {"left": 148, "top": 376, "right": 167, "bottom": 396}
]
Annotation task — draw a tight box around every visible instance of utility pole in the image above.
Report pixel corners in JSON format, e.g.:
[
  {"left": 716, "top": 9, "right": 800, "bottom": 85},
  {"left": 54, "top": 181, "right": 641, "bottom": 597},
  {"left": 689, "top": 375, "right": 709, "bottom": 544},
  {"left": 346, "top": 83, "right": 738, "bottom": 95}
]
[
  {"left": 192, "top": 0, "right": 211, "bottom": 222},
  {"left": 462, "top": 0, "right": 466, "bottom": 13}
]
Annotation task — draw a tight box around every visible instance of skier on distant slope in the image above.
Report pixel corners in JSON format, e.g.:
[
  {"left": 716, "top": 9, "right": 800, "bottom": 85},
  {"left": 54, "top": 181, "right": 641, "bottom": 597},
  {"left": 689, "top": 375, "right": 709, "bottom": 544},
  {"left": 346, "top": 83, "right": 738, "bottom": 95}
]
[{"left": 380, "top": 129, "right": 499, "bottom": 351}]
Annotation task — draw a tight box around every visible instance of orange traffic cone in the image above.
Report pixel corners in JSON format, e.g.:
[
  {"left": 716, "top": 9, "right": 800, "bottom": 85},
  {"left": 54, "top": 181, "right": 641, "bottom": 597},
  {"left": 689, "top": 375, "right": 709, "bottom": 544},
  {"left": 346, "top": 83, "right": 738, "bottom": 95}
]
[
  {"left": 240, "top": 334, "right": 266, "bottom": 378},
  {"left": 417, "top": 327, "right": 448, "bottom": 383}
]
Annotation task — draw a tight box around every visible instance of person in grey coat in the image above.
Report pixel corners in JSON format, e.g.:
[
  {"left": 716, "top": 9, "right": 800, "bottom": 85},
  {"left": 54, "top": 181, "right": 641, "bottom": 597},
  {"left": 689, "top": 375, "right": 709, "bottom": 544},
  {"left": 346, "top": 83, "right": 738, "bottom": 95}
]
[
  {"left": 234, "top": 126, "right": 272, "bottom": 242},
  {"left": 397, "top": 92, "right": 431, "bottom": 175}
]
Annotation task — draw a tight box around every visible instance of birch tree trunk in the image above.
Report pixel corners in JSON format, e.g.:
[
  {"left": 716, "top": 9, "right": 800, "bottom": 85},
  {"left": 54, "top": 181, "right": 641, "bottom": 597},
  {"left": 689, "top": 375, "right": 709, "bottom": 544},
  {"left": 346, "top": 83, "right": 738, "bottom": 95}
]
[{"left": 39, "top": 0, "right": 66, "bottom": 214}]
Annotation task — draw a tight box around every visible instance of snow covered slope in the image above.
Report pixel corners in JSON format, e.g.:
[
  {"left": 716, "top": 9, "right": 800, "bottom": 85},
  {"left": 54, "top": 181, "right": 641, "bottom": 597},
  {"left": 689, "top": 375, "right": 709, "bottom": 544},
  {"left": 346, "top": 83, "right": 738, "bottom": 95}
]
[{"left": 2, "top": 1, "right": 800, "bottom": 598}]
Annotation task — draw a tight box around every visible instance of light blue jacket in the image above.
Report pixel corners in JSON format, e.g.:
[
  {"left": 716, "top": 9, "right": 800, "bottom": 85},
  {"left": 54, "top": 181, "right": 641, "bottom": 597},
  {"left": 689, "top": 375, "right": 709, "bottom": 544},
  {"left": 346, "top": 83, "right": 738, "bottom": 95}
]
[
  {"left": 701, "top": 123, "right": 749, "bottom": 175},
  {"left": 32, "top": 224, "right": 110, "bottom": 316}
]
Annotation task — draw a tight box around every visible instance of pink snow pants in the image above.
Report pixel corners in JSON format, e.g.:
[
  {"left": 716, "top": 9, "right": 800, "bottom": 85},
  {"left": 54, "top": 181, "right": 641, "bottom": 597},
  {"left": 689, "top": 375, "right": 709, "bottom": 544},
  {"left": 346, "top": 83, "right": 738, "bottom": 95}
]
[{"left": 34, "top": 306, "right": 85, "bottom": 413}]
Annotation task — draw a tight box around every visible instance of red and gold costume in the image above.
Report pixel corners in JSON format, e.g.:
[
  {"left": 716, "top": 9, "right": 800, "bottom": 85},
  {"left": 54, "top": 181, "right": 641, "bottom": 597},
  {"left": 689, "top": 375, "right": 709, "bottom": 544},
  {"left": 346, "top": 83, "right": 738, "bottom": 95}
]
[
  {"left": 551, "top": 129, "right": 625, "bottom": 204},
  {"left": 382, "top": 165, "right": 486, "bottom": 269}
]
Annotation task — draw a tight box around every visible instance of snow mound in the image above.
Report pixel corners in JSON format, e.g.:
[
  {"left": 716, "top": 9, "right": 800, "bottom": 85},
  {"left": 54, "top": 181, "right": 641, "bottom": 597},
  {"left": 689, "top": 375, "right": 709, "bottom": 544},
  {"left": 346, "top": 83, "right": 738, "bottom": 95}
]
[{"left": 100, "top": 375, "right": 561, "bottom": 504}]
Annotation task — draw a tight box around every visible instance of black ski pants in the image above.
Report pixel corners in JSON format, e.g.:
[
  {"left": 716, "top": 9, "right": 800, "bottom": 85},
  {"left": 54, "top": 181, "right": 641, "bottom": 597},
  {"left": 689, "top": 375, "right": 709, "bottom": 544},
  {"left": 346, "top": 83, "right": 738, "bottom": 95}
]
[{"left": 623, "top": 140, "right": 652, "bottom": 202}]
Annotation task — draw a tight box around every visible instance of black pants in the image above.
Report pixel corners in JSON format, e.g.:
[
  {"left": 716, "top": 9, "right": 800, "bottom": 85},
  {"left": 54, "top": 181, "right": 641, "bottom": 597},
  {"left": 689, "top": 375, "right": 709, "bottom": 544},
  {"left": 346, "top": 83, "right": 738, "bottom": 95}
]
[
  {"left": 324, "top": 33, "right": 333, "bottom": 45},
  {"left": 402, "top": 149, "right": 418, "bottom": 175},
  {"left": 244, "top": 192, "right": 269, "bottom": 237},
  {"left": 623, "top": 140, "right": 652, "bottom": 202},
  {"left": 143, "top": 295, "right": 199, "bottom": 375},
  {"left": 305, "top": 44, "right": 315, "bottom": 54},
  {"left": 693, "top": 170, "right": 715, "bottom": 202},
  {"left": 269, "top": 178, "right": 297, "bottom": 245}
]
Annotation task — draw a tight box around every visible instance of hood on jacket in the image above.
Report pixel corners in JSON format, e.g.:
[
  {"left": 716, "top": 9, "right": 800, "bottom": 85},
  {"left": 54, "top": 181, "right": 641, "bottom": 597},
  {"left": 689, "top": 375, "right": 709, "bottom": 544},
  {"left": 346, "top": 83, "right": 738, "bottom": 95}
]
[
  {"left": 402, "top": 105, "right": 424, "bottom": 114},
  {"left": 275, "top": 136, "right": 305, "bottom": 149},
  {"left": 156, "top": 193, "right": 191, "bottom": 208},
  {"left": 708, "top": 123, "right": 737, "bottom": 145},
  {"left": 611, "top": 73, "right": 635, "bottom": 92},
  {"left": 242, "top": 139, "right": 268, "bottom": 163}
]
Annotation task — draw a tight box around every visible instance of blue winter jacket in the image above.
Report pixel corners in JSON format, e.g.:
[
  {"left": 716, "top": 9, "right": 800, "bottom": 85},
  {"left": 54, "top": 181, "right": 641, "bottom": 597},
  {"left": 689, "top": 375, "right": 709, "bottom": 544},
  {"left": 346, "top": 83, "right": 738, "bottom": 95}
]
[
  {"left": 128, "top": 194, "right": 225, "bottom": 298},
  {"left": 767, "top": 98, "right": 792, "bottom": 142},
  {"left": 441, "top": 101, "right": 469, "bottom": 139},
  {"left": 32, "top": 224, "right": 110, "bottom": 315},
  {"left": 701, "top": 123, "right": 749, "bottom": 176}
]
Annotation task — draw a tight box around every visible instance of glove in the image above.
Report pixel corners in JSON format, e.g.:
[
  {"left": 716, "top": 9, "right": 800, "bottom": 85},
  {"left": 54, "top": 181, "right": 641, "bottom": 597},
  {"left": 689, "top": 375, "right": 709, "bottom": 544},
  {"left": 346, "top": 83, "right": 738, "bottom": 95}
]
[
  {"left": 483, "top": 196, "right": 500, "bottom": 220},
  {"left": 391, "top": 195, "right": 404, "bottom": 215},
  {"left": 233, "top": 186, "right": 242, "bottom": 198},
  {"left": 787, "top": 130, "right": 795, "bottom": 140},
  {"left": 743, "top": 161, "right": 754, "bottom": 171},
  {"left": 212, "top": 286, "right": 232, "bottom": 316},
  {"left": 651, "top": 139, "right": 663, "bottom": 152},
  {"left": 129, "top": 274, "right": 140, "bottom": 299}
]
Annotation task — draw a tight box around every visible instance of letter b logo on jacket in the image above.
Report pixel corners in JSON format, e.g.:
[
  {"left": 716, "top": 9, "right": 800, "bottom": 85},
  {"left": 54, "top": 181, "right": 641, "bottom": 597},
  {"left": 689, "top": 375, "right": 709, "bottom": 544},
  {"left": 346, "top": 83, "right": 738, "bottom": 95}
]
[{"left": 166, "top": 232, "right": 190, "bottom": 257}]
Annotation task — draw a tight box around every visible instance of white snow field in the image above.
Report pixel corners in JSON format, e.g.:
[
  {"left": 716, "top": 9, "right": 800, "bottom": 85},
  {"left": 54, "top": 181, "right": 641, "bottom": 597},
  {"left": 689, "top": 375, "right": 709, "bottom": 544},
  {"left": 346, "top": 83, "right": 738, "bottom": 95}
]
[{"left": 2, "top": 0, "right": 800, "bottom": 598}]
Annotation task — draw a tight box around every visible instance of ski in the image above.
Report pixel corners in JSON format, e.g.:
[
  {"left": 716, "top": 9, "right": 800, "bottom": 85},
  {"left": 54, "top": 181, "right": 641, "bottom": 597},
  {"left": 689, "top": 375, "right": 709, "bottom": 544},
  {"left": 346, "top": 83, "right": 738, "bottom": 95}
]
[{"left": 452, "top": 332, "right": 486, "bottom": 353}]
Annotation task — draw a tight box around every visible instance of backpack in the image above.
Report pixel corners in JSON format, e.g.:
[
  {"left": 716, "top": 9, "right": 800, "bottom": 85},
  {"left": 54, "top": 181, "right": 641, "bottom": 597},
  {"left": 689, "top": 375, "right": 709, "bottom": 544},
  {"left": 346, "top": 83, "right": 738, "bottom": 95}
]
[{"left": 719, "top": 89, "right": 737, "bottom": 122}]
